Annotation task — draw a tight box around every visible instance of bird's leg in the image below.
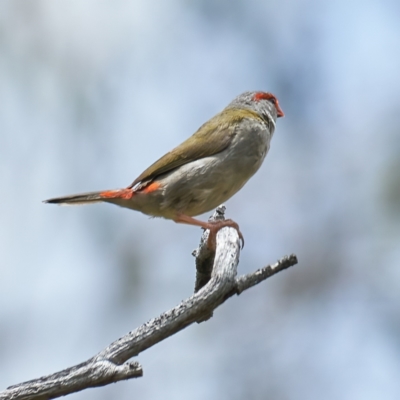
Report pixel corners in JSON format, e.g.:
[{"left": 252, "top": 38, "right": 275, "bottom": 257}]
[{"left": 173, "top": 213, "right": 244, "bottom": 250}]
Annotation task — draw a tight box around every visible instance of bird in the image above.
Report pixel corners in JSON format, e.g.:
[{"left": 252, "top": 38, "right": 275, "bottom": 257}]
[{"left": 44, "top": 91, "right": 284, "bottom": 248}]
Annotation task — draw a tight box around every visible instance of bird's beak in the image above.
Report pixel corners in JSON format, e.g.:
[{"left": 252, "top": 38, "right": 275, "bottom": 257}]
[{"left": 276, "top": 102, "right": 284, "bottom": 118}]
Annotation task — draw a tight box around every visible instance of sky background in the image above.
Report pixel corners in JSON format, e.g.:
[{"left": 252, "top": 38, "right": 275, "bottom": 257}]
[{"left": 1, "top": 1, "right": 400, "bottom": 399}]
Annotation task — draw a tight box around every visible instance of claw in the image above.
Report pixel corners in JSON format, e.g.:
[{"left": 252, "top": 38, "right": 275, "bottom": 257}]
[
  {"left": 206, "top": 219, "right": 244, "bottom": 250},
  {"left": 239, "top": 233, "right": 245, "bottom": 249}
]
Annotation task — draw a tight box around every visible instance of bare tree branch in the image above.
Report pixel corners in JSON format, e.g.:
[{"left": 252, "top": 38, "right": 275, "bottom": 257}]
[
  {"left": 0, "top": 207, "right": 298, "bottom": 400},
  {"left": 193, "top": 205, "right": 227, "bottom": 292}
]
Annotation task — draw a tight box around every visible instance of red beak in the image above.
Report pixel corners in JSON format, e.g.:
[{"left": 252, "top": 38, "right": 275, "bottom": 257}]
[{"left": 276, "top": 101, "right": 284, "bottom": 118}]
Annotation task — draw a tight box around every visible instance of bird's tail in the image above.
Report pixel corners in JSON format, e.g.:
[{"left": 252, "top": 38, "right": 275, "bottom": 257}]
[{"left": 43, "top": 188, "right": 133, "bottom": 206}]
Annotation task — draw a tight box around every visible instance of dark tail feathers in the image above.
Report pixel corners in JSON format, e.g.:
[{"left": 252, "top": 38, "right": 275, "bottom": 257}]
[
  {"left": 43, "top": 191, "right": 106, "bottom": 206},
  {"left": 44, "top": 188, "right": 133, "bottom": 205}
]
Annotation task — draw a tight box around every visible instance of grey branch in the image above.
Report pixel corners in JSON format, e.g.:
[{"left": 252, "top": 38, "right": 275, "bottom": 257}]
[{"left": 0, "top": 206, "right": 298, "bottom": 400}]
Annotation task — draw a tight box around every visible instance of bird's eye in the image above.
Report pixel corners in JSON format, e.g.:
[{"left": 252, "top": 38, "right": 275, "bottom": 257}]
[{"left": 269, "top": 97, "right": 276, "bottom": 105}]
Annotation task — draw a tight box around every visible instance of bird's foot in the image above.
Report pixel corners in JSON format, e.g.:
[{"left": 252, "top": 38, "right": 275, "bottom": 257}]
[
  {"left": 204, "top": 219, "right": 244, "bottom": 250},
  {"left": 173, "top": 214, "right": 244, "bottom": 250}
]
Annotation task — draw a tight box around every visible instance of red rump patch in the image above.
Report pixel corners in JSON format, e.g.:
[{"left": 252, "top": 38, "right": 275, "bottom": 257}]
[
  {"left": 141, "top": 182, "right": 161, "bottom": 194},
  {"left": 100, "top": 188, "right": 133, "bottom": 200},
  {"left": 253, "top": 92, "right": 284, "bottom": 118}
]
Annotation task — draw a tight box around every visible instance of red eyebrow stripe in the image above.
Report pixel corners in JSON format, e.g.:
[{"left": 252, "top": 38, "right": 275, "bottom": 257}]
[
  {"left": 253, "top": 92, "right": 284, "bottom": 117},
  {"left": 253, "top": 92, "right": 274, "bottom": 101}
]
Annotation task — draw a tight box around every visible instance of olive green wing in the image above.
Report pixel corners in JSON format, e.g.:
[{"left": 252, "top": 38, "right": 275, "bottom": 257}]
[{"left": 129, "top": 112, "right": 238, "bottom": 188}]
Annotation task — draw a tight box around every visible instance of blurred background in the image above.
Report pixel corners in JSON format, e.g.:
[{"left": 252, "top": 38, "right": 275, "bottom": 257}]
[{"left": 1, "top": 0, "right": 400, "bottom": 399}]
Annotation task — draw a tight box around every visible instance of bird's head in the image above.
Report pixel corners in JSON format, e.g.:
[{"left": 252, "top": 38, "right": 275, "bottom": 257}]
[{"left": 227, "top": 91, "right": 284, "bottom": 125}]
